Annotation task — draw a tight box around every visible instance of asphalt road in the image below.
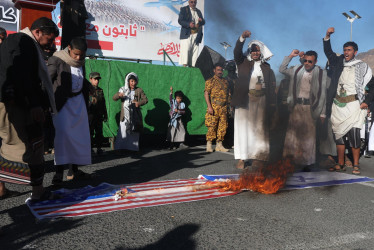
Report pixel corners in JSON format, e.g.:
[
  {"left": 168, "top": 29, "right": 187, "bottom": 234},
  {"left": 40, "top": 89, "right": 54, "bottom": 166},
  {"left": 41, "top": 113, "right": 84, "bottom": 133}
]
[{"left": 1, "top": 141, "right": 374, "bottom": 250}]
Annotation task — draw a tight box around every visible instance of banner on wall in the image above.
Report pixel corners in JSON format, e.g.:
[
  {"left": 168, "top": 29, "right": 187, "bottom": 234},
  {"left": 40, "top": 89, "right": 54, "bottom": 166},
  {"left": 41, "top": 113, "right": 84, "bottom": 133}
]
[
  {"left": 0, "top": 0, "right": 18, "bottom": 33},
  {"left": 52, "top": 0, "right": 205, "bottom": 62}
]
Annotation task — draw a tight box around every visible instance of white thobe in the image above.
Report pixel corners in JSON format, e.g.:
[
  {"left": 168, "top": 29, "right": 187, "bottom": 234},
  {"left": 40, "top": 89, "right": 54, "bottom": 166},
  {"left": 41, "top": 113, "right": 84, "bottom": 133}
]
[
  {"left": 53, "top": 66, "right": 91, "bottom": 165},
  {"left": 114, "top": 90, "right": 140, "bottom": 151},
  {"left": 331, "top": 64, "right": 367, "bottom": 140},
  {"left": 234, "top": 61, "right": 269, "bottom": 161}
]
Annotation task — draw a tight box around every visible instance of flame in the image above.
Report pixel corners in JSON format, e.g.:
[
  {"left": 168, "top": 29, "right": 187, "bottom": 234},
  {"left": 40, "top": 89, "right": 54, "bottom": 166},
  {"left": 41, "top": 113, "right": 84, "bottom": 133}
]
[{"left": 217, "top": 158, "right": 294, "bottom": 194}]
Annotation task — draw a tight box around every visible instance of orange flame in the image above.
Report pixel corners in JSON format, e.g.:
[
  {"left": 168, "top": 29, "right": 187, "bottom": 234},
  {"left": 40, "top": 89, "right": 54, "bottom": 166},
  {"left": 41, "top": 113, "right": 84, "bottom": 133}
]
[{"left": 217, "top": 158, "right": 294, "bottom": 194}]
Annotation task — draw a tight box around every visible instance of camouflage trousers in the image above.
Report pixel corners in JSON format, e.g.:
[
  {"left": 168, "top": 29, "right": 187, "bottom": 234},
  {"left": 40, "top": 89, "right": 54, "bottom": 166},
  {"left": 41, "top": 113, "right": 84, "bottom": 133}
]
[{"left": 205, "top": 105, "right": 228, "bottom": 141}]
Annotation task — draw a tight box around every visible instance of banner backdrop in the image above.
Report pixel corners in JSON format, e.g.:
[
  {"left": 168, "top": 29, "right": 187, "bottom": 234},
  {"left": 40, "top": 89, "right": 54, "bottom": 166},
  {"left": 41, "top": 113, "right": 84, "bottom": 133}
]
[
  {"left": 52, "top": 0, "right": 205, "bottom": 63},
  {"left": 85, "top": 59, "right": 207, "bottom": 137},
  {"left": 0, "top": 0, "right": 18, "bottom": 33}
]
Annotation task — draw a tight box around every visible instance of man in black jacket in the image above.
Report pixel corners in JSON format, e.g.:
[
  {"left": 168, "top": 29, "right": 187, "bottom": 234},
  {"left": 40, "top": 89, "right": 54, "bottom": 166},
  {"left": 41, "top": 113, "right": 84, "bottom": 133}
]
[
  {"left": 323, "top": 27, "right": 374, "bottom": 175},
  {"left": 178, "top": 0, "right": 205, "bottom": 67},
  {"left": 0, "top": 17, "right": 59, "bottom": 201}
]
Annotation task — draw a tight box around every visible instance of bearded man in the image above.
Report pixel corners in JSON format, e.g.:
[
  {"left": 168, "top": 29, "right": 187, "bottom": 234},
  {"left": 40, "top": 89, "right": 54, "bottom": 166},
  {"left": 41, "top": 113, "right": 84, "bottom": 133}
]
[{"left": 231, "top": 30, "right": 276, "bottom": 169}]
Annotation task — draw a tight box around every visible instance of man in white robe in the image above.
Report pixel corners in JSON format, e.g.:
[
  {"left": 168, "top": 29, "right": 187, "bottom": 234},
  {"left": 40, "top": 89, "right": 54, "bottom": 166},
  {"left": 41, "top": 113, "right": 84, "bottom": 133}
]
[
  {"left": 323, "top": 27, "right": 374, "bottom": 174},
  {"left": 232, "top": 30, "right": 276, "bottom": 169}
]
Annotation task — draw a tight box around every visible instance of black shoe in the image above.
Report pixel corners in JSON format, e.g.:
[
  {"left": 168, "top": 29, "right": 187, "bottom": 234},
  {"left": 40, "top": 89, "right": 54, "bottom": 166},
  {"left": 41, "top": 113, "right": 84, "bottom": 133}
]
[
  {"left": 302, "top": 165, "right": 312, "bottom": 172},
  {"left": 96, "top": 148, "right": 104, "bottom": 155}
]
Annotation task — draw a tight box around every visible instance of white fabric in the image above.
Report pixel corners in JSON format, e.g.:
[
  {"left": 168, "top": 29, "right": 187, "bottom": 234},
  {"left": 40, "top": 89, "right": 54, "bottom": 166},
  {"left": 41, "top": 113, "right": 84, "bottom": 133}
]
[
  {"left": 331, "top": 65, "right": 366, "bottom": 140},
  {"left": 246, "top": 40, "right": 273, "bottom": 62},
  {"left": 53, "top": 66, "right": 91, "bottom": 165},
  {"left": 249, "top": 61, "right": 263, "bottom": 89},
  {"left": 179, "top": 33, "right": 199, "bottom": 66},
  {"left": 234, "top": 64, "right": 269, "bottom": 161},
  {"left": 114, "top": 90, "right": 139, "bottom": 151},
  {"left": 369, "top": 120, "right": 374, "bottom": 151},
  {"left": 298, "top": 71, "right": 312, "bottom": 99}
]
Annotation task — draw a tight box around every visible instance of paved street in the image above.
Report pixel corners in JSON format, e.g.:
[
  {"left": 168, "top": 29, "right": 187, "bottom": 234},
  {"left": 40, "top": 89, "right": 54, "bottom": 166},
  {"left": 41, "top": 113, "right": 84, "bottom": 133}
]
[{"left": 1, "top": 140, "right": 374, "bottom": 250}]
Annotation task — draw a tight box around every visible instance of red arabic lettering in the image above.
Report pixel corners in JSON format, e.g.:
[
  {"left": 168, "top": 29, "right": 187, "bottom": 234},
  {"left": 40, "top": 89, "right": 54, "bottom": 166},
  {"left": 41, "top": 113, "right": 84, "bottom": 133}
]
[{"left": 157, "top": 42, "right": 180, "bottom": 57}]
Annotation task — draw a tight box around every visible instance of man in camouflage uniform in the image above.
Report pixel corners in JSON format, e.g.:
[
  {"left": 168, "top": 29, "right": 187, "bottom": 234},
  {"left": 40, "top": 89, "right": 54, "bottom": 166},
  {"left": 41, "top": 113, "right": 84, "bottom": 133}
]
[
  {"left": 204, "top": 64, "right": 229, "bottom": 152},
  {"left": 88, "top": 72, "right": 108, "bottom": 155}
]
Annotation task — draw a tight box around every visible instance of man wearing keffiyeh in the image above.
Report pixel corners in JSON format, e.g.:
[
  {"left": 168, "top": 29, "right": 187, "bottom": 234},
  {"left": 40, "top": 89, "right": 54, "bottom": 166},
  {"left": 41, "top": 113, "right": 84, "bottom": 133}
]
[
  {"left": 231, "top": 30, "right": 276, "bottom": 170},
  {"left": 323, "top": 27, "right": 374, "bottom": 175}
]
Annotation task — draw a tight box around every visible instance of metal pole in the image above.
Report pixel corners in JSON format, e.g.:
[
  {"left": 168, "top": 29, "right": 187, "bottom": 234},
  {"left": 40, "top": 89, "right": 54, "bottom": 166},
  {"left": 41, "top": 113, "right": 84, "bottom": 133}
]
[{"left": 350, "top": 22, "right": 353, "bottom": 41}]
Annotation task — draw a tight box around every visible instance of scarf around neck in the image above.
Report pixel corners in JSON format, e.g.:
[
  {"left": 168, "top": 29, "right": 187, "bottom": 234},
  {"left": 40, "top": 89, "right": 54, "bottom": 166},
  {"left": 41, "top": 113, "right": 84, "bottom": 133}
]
[
  {"left": 20, "top": 28, "right": 57, "bottom": 114},
  {"left": 53, "top": 47, "right": 85, "bottom": 68}
]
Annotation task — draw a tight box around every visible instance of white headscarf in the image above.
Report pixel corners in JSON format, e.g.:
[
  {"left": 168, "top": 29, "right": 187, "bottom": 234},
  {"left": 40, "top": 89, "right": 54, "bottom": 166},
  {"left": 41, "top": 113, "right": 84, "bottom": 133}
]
[
  {"left": 246, "top": 40, "right": 273, "bottom": 62},
  {"left": 118, "top": 72, "right": 138, "bottom": 128}
]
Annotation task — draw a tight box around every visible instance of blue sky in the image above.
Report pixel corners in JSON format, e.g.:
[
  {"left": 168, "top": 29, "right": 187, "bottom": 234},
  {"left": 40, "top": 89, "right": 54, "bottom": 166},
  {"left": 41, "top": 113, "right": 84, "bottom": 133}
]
[{"left": 204, "top": 0, "right": 374, "bottom": 81}]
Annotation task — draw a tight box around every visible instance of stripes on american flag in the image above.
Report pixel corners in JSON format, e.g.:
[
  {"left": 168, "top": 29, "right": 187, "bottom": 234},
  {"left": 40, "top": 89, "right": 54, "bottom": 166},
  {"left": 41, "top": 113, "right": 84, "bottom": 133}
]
[{"left": 27, "top": 179, "right": 239, "bottom": 219}]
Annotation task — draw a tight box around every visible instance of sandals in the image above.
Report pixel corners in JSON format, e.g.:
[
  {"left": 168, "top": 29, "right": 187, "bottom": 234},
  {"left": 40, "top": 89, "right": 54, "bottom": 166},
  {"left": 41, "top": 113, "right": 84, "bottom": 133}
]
[
  {"left": 67, "top": 170, "right": 91, "bottom": 181},
  {"left": 328, "top": 164, "right": 346, "bottom": 172},
  {"left": 236, "top": 160, "right": 244, "bottom": 169},
  {"left": 352, "top": 165, "right": 361, "bottom": 175},
  {"left": 345, "top": 156, "right": 353, "bottom": 168}
]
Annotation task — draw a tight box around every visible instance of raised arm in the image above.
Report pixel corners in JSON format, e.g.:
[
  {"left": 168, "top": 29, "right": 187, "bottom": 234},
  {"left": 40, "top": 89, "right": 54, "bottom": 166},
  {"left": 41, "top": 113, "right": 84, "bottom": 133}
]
[
  {"left": 323, "top": 27, "right": 339, "bottom": 66},
  {"left": 234, "top": 30, "right": 251, "bottom": 65},
  {"left": 279, "top": 49, "right": 299, "bottom": 76}
]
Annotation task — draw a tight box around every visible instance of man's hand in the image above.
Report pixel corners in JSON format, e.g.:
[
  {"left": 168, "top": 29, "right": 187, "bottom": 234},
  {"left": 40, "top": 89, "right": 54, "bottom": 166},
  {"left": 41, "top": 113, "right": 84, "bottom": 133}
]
[
  {"left": 30, "top": 106, "right": 45, "bottom": 123},
  {"left": 325, "top": 27, "right": 334, "bottom": 39},
  {"left": 174, "top": 108, "right": 178, "bottom": 113},
  {"left": 207, "top": 106, "right": 214, "bottom": 115},
  {"left": 198, "top": 18, "right": 202, "bottom": 22},
  {"left": 360, "top": 102, "right": 368, "bottom": 109},
  {"left": 320, "top": 116, "right": 326, "bottom": 124},
  {"left": 170, "top": 86, "right": 173, "bottom": 92},
  {"left": 118, "top": 92, "right": 124, "bottom": 98},
  {"left": 298, "top": 51, "right": 305, "bottom": 59},
  {"left": 289, "top": 49, "right": 299, "bottom": 58},
  {"left": 133, "top": 100, "right": 139, "bottom": 108},
  {"left": 189, "top": 22, "right": 195, "bottom": 28},
  {"left": 241, "top": 30, "right": 251, "bottom": 39}
]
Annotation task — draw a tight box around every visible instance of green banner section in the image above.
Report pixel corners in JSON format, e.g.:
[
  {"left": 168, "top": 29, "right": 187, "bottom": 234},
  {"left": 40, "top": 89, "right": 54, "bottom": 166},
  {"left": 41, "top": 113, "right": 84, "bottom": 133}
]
[{"left": 85, "top": 59, "right": 207, "bottom": 137}]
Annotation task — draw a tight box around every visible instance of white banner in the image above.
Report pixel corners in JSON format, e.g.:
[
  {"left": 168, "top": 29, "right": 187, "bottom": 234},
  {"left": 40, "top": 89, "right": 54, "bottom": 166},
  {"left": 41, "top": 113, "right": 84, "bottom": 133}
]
[
  {"left": 0, "top": 0, "right": 19, "bottom": 33},
  {"left": 53, "top": 0, "right": 205, "bottom": 63}
]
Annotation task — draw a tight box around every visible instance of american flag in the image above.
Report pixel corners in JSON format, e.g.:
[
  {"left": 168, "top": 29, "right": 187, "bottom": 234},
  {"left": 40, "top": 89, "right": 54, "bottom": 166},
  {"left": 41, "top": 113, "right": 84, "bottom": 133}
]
[{"left": 27, "top": 178, "right": 239, "bottom": 220}]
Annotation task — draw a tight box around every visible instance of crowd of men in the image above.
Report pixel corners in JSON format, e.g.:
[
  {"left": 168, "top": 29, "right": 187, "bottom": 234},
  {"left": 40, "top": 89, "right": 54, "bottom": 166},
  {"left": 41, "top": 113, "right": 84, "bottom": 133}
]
[
  {"left": 0, "top": 0, "right": 373, "bottom": 212},
  {"left": 202, "top": 27, "right": 374, "bottom": 174}
]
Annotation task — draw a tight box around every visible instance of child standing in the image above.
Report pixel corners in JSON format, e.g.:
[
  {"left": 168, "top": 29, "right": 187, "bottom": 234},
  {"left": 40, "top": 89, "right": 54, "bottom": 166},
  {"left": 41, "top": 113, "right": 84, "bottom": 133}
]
[
  {"left": 167, "top": 86, "right": 187, "bottom": 149},
  {"left": 113, "top": 72, "right": 148, "bottom": 151},
  {"left": 88, "top": 72, "right": 108, "bottom": 155}
]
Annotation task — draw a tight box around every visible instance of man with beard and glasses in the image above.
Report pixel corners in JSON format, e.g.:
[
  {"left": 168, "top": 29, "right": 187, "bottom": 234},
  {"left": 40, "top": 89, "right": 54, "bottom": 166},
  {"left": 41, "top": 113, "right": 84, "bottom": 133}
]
[
  {"left": 323, "top": 27, "right": 374, "bottom": 175},
  {"left": 279, "top": 50, "right": 329, "bottom": 172},
  {"left": 0, "top": 17, "right": 59, "bottom": 202},
  {"left": 231, "top": 30, "right": 276, "bottom": 169}
]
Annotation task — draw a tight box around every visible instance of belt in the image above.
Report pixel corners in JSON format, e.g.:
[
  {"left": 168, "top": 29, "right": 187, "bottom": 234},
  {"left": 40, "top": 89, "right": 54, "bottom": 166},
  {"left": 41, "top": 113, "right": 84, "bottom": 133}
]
[
  {"left": 69, "top": 90, "right": 82, "bottom": 97},
  {"left": 211, "top": 97, "right": 227, "bottom": 106},
  {"left": 334, "top": 94, "right": 358, "bottom": 103},
  {"left": 296, "top": 98, "right": 310, "bottom": 105},
  {"left": 249, "top": 89, "right": 265, "bottom": 97}
]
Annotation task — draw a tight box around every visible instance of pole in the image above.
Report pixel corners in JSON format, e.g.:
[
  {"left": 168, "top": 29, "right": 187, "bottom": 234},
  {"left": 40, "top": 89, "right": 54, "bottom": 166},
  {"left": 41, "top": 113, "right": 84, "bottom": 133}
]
[{"left": 350, "top": 21, "right": 353, "bottom": 41}]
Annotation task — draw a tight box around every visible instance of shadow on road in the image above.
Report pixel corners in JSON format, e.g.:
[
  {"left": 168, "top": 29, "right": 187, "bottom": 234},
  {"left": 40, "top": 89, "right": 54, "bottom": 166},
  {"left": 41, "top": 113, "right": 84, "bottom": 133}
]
[
  {"left": 0, "top": 204, "right": 84, "bottom": 249},
  {"left": 117, "top": 223, "right": 200, "bottom": 250}
]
